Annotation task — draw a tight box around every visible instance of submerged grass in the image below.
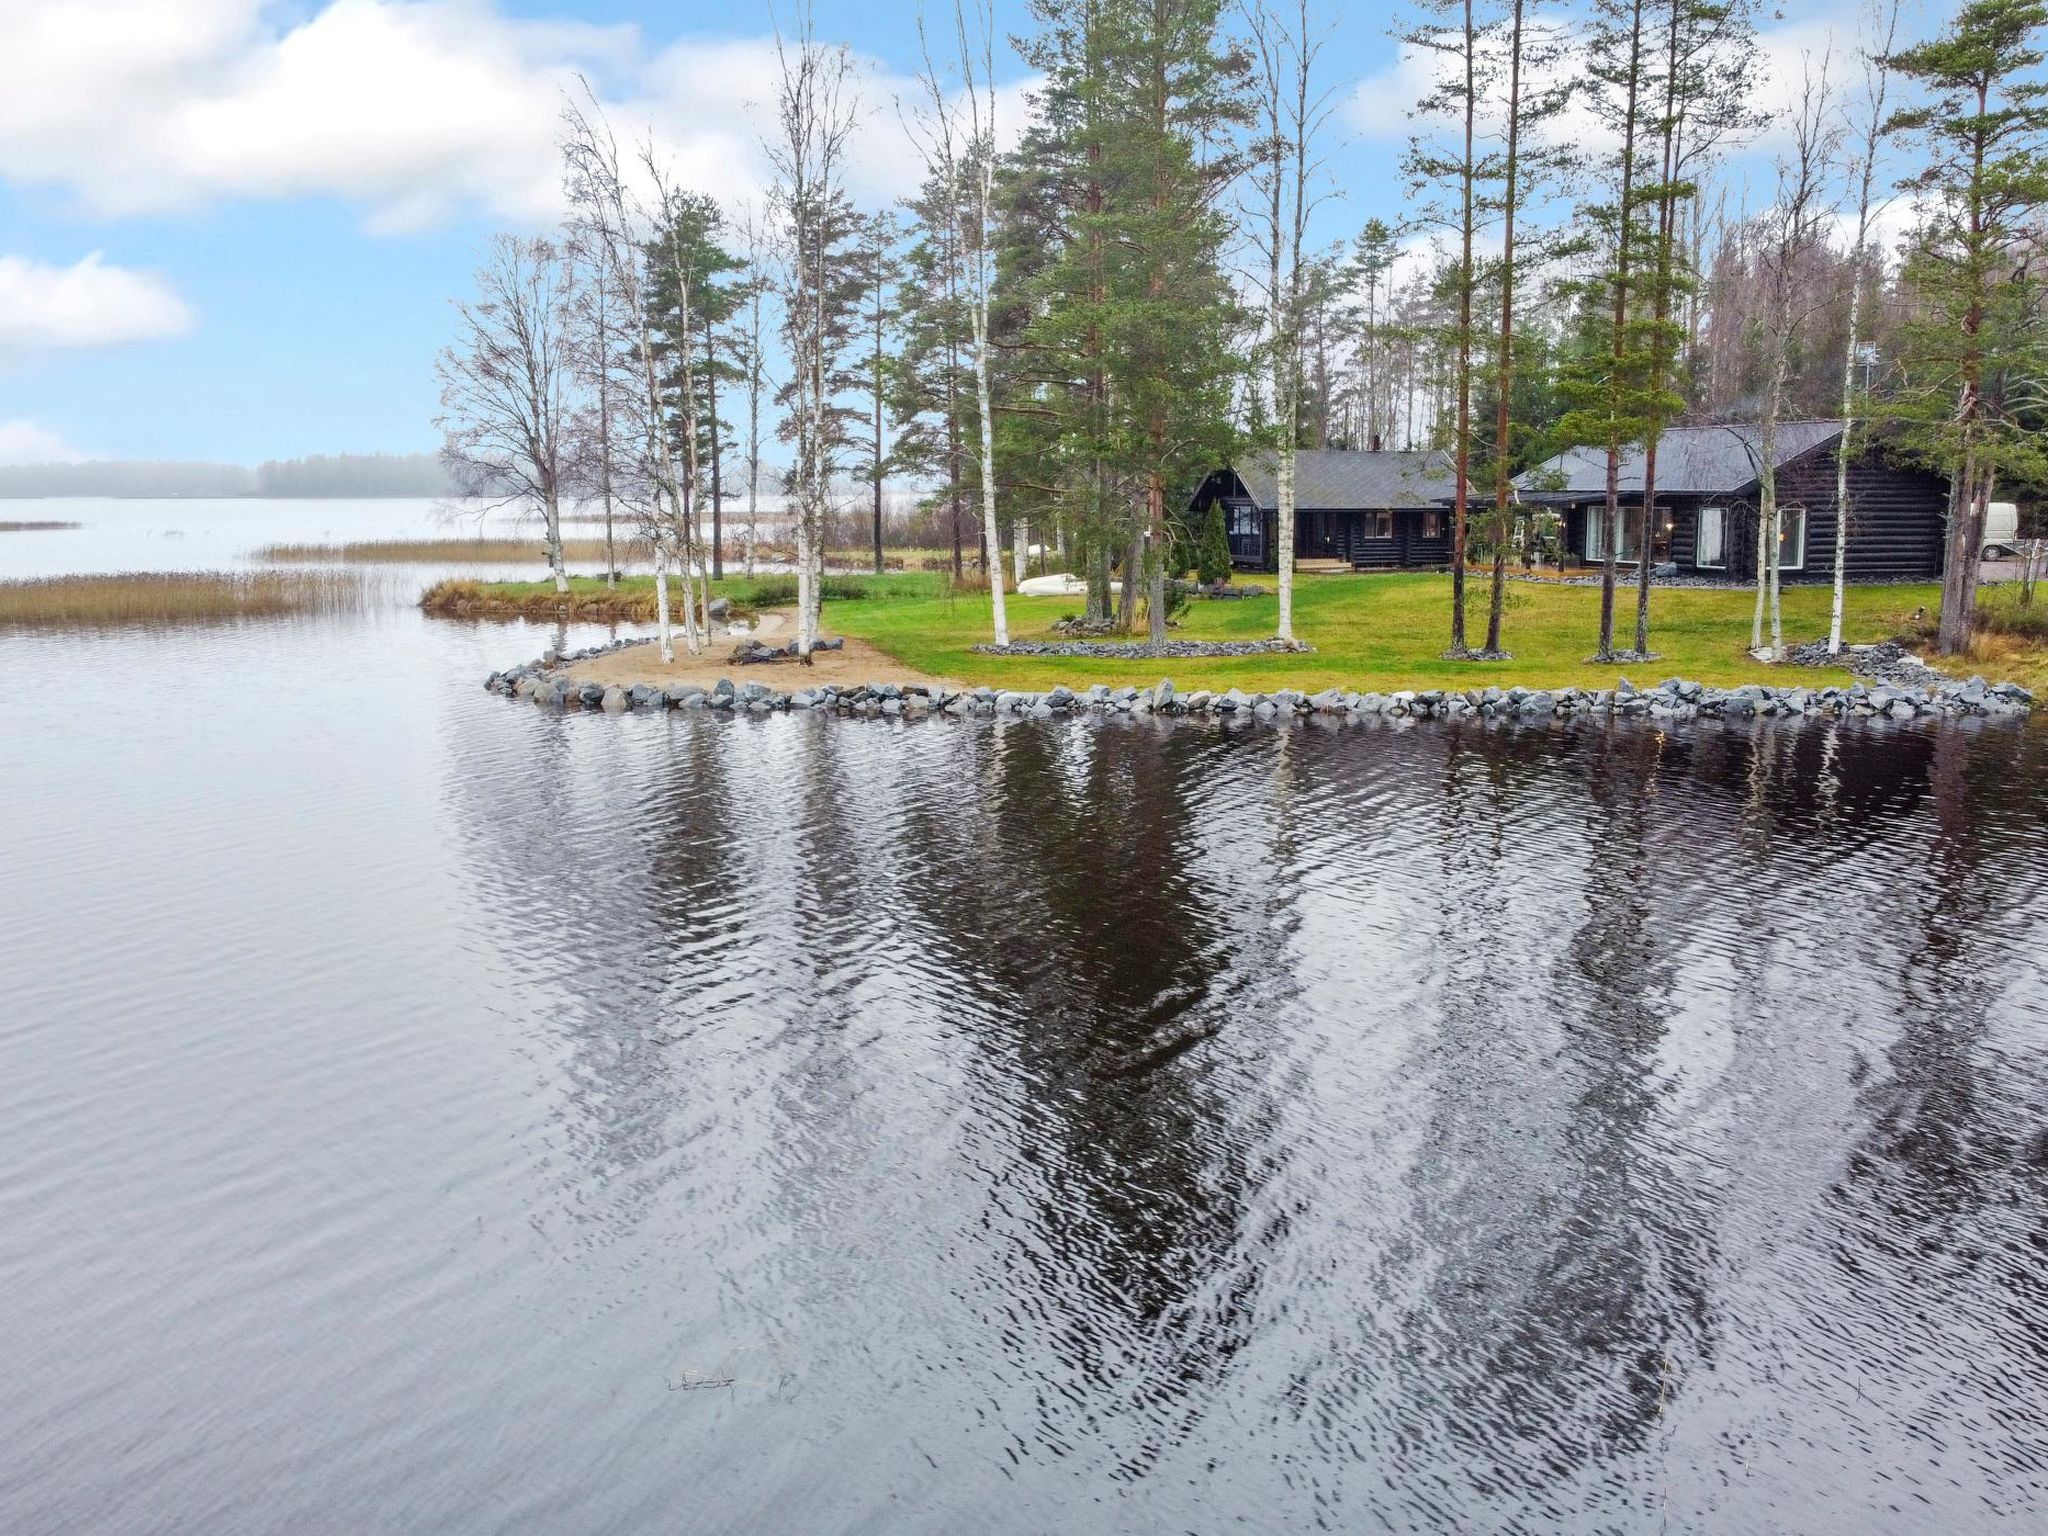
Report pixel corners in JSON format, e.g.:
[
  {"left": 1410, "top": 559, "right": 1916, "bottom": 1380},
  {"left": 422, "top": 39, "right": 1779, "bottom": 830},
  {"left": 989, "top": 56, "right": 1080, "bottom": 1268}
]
[
  {"left": 0, "top": 570, "right": 365, "bottom": 627},
  {"left": 256, "top": 537, "right": 647, "bottom": 564}
]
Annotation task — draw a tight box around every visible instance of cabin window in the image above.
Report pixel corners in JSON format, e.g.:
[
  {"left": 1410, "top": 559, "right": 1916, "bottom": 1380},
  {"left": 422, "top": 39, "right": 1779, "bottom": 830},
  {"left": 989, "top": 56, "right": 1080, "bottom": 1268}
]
[
  {"left": 1696, "top": 505, "right": 1726, "bottom": 568},
  {"left": 1420, "top": 510, "right": 1444, "bottom": 539},
  {"left": 1228, "top": 504, "right": 1260, "bottom": 539},
  {"left": 1367, "top": 511, "right": 1394, "bottom": 540},
  {"left": 1776, "top": 506, "right": 1807, "bottom": 570},
  {"left": 1583, "top": 506, "right": 1643, "bottom": 563}
]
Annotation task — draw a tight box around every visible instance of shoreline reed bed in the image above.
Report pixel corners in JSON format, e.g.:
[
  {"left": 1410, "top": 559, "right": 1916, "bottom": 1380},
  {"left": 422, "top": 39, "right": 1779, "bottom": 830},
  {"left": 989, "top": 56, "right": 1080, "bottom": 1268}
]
[
  {"left": 0, "top": 569, "right": 366, "bottom": 626},
  {"left": 254, "top": 537, "right": 649, "bottom": 564},
  {"left": 0, "top": 520, "right": 83, "bottom": 532}
]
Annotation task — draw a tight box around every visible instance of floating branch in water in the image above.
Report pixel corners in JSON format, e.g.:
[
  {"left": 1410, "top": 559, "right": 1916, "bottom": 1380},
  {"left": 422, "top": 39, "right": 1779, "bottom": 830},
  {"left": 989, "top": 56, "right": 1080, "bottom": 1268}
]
[{"left": 0, "top": 570, "right": 366, "bottom": 626}]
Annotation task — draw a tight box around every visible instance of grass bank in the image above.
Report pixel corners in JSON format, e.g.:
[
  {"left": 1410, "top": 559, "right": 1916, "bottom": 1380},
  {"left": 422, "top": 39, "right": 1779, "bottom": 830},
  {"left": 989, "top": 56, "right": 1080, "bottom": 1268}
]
[
  {"left": 420, "top": 570, "right": 935, "bottom": 622},
  {"left": 0, "top": 570, "right": 364, "bottom": 627},
  {"left": 431, "top": 569, "right": 2000, "bottom": 692}
]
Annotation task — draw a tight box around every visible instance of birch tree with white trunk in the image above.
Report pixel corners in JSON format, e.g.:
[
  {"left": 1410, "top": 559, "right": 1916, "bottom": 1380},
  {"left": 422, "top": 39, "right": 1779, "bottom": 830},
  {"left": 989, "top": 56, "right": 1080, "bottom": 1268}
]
[
  {"left": 436, "top": 234, "right": 574, "bottom": 597},
  {"left": 1829, "top": 0, "right": 1904, "bottom": 655},
  {"left": 908, "top": 0, "right": 1009, "bottom": 645},
  {"left": 1245, "top": 0, "right": 1331, "bottom": 647},
  {"left": 560, "top": 92, "right": 702, "bottom": 662},
  {"left": 767, "top": 8, "right": 860, "bottom": 659},
  {"left": 733, "top": 203, "right": 775, "bottom": 579},
  {"left": 1753, "top": 57, "right": 1838, "bottom": 659}
]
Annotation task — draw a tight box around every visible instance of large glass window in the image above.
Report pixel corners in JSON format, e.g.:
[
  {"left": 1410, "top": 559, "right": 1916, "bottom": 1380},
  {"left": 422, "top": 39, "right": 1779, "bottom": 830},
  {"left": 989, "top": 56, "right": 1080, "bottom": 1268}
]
[
  {"left": 1696, "top": 505, "right": 1725, "bottom": 568},
  {"left": 1583, "top": 506, "right": 1644, "bottom": 563}
]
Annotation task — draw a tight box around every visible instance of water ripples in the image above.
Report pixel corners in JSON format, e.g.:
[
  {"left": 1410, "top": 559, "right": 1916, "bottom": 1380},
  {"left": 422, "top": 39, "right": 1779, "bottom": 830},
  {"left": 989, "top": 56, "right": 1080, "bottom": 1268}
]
[{"left": 2, "top": 608, "right": 2045, "bottom": 1533}]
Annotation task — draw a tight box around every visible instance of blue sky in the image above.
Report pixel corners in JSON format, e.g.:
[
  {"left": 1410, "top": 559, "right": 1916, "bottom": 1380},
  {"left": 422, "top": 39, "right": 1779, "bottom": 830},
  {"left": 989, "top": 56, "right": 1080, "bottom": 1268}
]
[{"left": 0, "top": 0, "right": 1907, "bottom": 465}]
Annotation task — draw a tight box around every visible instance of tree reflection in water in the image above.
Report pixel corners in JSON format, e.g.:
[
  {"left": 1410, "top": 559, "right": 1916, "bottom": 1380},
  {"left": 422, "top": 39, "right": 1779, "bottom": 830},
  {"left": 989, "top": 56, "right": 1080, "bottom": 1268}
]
[{"left": 444, "top": 708, "right": 2048, "bottom": 1532}]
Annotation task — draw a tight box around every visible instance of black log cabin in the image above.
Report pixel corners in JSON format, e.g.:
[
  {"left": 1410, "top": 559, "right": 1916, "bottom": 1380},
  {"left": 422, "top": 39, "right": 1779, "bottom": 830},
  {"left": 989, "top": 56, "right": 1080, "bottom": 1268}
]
[
  {"left": 1515, "top": 421, "right": 1951, "bottom": 582},
  {"left": 1189, "top": 449, "right": 1462, "bottom": 572}
]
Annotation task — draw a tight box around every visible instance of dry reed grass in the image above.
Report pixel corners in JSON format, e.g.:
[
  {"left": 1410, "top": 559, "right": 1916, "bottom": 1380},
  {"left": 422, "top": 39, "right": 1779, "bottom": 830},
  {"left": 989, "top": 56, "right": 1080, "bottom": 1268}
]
[
  {"left": 0, "top": 570, "right": 365, "bottom": 626},
  {"left": 0, "top": 520, "right": 83, "bottom": 532},
  {"left": 419, "top": 577, "right": 662, "bottom": 621},
  {"left": 255, "top": 537, "right": 647, "bottom": 564}
]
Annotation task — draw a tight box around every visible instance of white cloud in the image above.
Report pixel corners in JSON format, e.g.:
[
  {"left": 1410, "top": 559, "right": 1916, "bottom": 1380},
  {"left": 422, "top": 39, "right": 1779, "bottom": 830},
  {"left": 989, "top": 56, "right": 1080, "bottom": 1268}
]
[
  {"left": 0, "top": 1, "right": 1028, "bottom": 230},
  {"left": 0, "top": 419, "right": 85, "bottom": 465},
  {"left": 0, "top": 253, "right": 195, "bottom": 351}
]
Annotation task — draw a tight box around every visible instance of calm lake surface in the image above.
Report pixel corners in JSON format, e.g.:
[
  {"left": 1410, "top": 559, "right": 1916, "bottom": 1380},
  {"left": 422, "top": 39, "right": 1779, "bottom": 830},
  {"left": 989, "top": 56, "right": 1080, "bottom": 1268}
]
[{"left": 4, "top": 501, "right": 2046, "bottom": 1533}]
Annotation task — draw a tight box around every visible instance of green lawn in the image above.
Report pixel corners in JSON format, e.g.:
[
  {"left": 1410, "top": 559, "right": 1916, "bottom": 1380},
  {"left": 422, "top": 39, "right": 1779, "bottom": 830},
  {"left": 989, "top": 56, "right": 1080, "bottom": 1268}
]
[
  {"left": 463, "top": 568, "right": 1971, "bottom": 691},
  {"left": 813, "top": 571, "right": 1957, "bottom": 691}
]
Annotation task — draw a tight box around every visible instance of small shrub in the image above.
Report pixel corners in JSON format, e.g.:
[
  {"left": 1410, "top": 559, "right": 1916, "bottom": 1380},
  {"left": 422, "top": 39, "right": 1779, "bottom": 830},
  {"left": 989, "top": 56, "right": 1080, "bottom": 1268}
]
[{"left": 1195, "top": 502, "right": 1231, "bottom": 586}]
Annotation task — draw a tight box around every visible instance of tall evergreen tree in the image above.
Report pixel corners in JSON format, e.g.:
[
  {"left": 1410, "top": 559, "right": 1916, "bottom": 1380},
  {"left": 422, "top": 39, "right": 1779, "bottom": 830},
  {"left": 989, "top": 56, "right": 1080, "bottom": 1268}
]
[
  {"left": 1012, "top": 0, "right": 1250, "bottom": 642},
  {"left": 892, "top": 161, "right": 974, "bottom": 579},
  {"left": 1557, "top": 0, "right": 1660, "bottom": 661},
  {"left": 645, "top": 192, "right": 745, "bottom": 582},
  {"left": 1402, "top": 0, "right": 1485, "bottom": 655},
  {"left": 849, "top": 211, "right": 904, "bottom": 575},
  {"left": 1883, "top": 0, "right": 2048, "bottom": 655},
  {"left": 1629, "top": 0, "right": 1758, "bottom": 656}
]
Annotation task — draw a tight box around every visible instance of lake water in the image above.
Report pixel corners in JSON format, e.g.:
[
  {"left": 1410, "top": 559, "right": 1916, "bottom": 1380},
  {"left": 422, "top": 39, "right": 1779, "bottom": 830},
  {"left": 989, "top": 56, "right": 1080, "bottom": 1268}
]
[{"left": 4, "top": 501, "right": 2046, "bottom": 1533}]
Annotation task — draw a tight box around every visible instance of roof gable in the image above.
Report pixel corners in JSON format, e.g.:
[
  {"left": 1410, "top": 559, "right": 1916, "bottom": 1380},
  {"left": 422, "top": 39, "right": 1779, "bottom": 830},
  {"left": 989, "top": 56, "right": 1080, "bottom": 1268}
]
[{"left": 1515, "top": 421, "right": 1845, "bottom": 499}]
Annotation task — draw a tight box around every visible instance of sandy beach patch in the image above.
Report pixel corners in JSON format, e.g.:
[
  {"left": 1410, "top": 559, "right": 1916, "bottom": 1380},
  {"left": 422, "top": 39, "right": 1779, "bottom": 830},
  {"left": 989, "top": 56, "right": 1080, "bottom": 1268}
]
[{"left": 561, "top": 610, "right": 960, "bottom": 692}]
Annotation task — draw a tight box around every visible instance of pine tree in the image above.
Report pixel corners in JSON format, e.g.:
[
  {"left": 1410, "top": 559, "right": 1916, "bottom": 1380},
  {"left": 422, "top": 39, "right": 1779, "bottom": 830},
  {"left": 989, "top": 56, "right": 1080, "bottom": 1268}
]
[
  {"left": 1012, "top": 0, "right": 1249, "bottom": 644},
  {"left": 849, "top": 211, "right": 903, "bottom": 575},
  {"left": 1402, "top": 0, "right": 1485, "bottom": 655},
  {"left": 1477, "top": 0, "right": 1573, "bottom": 654},
  {"left": 1883, "top": 0, "right": 2048, "bottom": 655},
  {"left": 1629, "top": 0, "right": 1759, "bottom": 657},
  {"left": 645, "top": 192, "right": 745, "bottom": 583},
  {"left": 891, "top": 161, "right": 974, "bottom": 580},
  {"left": 1557, "top": 0, "right": 1660, "bottom": 661}
]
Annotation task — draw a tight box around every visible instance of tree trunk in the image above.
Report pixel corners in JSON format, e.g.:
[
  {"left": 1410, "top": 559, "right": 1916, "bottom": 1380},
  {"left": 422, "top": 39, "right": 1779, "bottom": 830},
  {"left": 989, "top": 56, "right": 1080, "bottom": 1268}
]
[
  {"left": 1485, "top": 0, "right": 1525, "bottom": 657},
  {"left": 544, "top": 491, "right": 569, "bottom": 595},
  {"left": 1118, "top": 519, "right": 1141, "bottom": 633},
  {"left": 1635, "top": 0, "right": 1684, "bottom": 659},
  {"left": 1448, "top": 0, "right": 1476, "bottom": 656},
  {"left": 1829, "top": 272, "right": 1861, "bottom": 654},
  {"left": 1597, "top": 0, "right": 1644, "bottom": 662},
  {"left": 973, "top": 304, "right": 1009, "bottom": 645},
  {"left": 705, "top": 319, "right": 725, "bottom": 581},
  {"left": 1147, "top": 468, "right": 1166, "bottom": 650},
  {"left": 654, "top": 542, "right": 674, "bottom": 664},
  {"left": 1937, "top": 450, "right": 1983, "bottom": 655},
  {"left": 598, "top": 293, "right": 617, "bottom": 590}
]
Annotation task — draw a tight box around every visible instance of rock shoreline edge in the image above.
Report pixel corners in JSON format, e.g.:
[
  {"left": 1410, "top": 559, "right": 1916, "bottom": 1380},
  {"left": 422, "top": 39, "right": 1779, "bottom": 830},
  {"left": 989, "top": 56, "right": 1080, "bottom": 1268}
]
[{"left": 488, "top": 639, "right": 2034, "bottom": 723}]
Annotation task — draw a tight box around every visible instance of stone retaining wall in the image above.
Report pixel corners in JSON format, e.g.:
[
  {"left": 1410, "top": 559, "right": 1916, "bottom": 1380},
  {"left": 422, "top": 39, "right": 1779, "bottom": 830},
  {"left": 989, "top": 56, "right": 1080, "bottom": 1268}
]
[{"left": 488, "top": 640, "right": 2034, "bottom": 723}]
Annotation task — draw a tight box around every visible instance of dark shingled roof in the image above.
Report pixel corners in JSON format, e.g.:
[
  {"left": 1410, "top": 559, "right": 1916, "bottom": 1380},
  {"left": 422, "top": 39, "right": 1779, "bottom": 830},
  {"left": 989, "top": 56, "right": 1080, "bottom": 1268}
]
[
  {"left": 1515, "top": 420, "right": 1845, "bottom": 500},
  {"left": 1233, "top": 448, "right": 1460, "bottom": 512}
]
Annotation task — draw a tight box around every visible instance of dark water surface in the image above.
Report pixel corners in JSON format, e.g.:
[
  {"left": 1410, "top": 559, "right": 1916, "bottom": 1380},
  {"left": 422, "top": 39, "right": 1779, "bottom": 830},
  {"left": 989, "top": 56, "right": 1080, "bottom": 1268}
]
[{"left": 4, "top": 536, "right": 2047, "bottom": 1531}]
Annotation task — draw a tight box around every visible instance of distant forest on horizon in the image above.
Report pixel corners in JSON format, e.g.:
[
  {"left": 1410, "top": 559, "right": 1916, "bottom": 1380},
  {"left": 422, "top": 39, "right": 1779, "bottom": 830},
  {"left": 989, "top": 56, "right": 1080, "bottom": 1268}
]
[{"left": 0, "top": 452, "right": 455, "bottom": 499}]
